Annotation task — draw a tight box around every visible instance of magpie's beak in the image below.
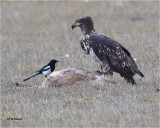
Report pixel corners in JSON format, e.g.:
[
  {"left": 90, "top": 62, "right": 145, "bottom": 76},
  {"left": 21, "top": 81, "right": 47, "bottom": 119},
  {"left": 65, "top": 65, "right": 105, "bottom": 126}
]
[
  {"left": 56, "top": 60, "right": 60, "bottom": 63},
  {"left": 71, "top": 22, "right": 81, "bottom": 29}
]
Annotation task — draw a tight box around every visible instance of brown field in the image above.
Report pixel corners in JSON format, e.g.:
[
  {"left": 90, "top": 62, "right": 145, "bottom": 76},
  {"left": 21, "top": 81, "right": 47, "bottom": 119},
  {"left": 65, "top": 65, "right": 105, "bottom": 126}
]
[{"left": 1, "top": 1, "right": 159, "bottom": 127}]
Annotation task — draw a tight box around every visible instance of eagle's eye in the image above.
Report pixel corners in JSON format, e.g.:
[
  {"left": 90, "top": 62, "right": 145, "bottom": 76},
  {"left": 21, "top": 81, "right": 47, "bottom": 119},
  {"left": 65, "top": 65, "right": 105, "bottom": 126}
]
[{"left": 75, "top": 22, "right": 81, "bottom": 26}]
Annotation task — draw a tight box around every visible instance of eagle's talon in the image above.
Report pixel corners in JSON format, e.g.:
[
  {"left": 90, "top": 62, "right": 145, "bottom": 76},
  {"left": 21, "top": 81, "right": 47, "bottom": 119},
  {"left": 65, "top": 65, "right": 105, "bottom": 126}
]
[
  {"left": 99, "top": 70, "right": 103, "bottom": 73},
  {"left": 100, "top": 73, "right": 105, "bottom": 77},
  {"left": 97, "top": 70, "right": 105, "bottom": 77},
  {"left": 97, "top": 70, "right": 103, "bottom": 73}
]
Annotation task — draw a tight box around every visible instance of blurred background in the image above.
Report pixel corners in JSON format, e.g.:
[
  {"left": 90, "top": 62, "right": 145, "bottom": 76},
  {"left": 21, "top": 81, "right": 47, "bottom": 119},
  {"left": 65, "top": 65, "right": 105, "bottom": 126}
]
[
  {"left": 1, "top": 1, "right": 159, "bottom": 127},
  {"left": 1, "top": 1, "right": 159, "bottom": 85}
]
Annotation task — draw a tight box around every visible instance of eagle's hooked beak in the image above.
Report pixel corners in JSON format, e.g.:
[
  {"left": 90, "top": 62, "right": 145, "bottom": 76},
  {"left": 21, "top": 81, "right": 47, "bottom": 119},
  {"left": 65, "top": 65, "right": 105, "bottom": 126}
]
[{"left": 71, "top": 22, "right": 81, "bottom": 29}]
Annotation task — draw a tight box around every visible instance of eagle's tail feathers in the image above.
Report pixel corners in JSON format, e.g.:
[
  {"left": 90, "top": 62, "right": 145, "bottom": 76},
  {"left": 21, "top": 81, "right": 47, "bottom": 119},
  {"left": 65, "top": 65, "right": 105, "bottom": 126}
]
[
  {"left": 130, "top": 77, "right": 136, "bottom": 85},
  {"left": 137, "top": 70, "right": 144, "bottom": 78},
  {"left": 124, "top": 77, "right": 136, "bottom": 85},
  {"left": 128, "top": 58, "right": 144, "bottom": 78}
]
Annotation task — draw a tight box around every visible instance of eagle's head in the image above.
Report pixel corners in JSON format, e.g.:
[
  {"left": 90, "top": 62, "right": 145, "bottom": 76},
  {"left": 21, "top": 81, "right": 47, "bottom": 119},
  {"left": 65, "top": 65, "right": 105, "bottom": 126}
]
[{"left": 71, "top": 16, "right": 95, "bottom": 34}]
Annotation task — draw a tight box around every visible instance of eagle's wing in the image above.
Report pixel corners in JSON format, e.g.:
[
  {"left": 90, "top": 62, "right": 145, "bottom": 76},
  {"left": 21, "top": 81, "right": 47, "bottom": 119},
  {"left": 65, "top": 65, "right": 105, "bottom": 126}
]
[{"left": 88, "top": 34, "right": 143, "bottom": 78}]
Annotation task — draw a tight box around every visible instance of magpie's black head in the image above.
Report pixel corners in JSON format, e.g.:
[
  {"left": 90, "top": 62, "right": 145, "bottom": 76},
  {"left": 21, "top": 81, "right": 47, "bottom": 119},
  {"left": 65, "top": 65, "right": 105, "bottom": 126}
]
[
  {"left": 71, "top": 16, "right": 95, "bottom": 34},
  {"left": 49, "top": 59, "right": 59, "bottom": 65}
]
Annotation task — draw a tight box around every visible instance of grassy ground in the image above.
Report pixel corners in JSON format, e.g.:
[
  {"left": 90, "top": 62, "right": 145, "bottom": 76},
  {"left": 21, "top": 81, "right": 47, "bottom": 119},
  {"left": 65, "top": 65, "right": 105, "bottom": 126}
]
[{"left": 1, "top": 1, "right": 159, "bottom": 127}]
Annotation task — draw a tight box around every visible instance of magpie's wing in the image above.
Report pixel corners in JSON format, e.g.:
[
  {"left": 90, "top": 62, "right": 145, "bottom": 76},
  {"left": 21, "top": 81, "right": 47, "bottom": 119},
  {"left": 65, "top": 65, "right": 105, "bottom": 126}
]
[{"left": 37, "top": 66, "right": 50, "bottom": 72}]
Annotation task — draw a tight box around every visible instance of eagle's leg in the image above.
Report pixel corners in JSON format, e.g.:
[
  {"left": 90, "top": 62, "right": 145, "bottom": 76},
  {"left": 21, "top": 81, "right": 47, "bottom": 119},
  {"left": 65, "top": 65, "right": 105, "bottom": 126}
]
[
  {"left": 99, "top": 65, "right": 103, "bottom": 73},
  {"left": 102, "top": 64, "right": 113, "bottom": 77},
  {"left": 97, "top": 65, "right": 105, "bottom": 77},
  {"left": 97, "top": 66, "right": 103, "bottom": 73},
  {"left": 97, "top": 66, "right": 105, "bottom": 77},
  {"left": 100, "top": 65, "right": 106, "bottom": 77}
]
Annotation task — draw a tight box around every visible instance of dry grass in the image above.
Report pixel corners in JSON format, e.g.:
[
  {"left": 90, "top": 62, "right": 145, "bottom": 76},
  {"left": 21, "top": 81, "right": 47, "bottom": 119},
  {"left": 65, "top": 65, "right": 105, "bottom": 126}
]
[{"left": 1, "top": 1, "right": 159, "bottom": 127}]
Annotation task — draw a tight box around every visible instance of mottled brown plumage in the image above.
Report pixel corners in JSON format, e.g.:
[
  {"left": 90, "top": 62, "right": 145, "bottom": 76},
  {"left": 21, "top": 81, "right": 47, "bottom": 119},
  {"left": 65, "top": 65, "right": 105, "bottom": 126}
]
[{"left": 72, "top": 16, "right": 144, "bottom": 84}]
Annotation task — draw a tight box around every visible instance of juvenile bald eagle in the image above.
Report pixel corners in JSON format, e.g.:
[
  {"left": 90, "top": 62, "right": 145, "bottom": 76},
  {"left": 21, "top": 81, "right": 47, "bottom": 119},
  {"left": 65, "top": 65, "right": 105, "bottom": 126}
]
[{"left": 71, "top": 16, "right": 144, "bottom": 85}]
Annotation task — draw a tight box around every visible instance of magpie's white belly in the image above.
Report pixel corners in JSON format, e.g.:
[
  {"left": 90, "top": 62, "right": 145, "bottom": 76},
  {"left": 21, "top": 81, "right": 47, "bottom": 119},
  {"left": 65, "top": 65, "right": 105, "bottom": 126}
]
[{"left": 42, "top": 69, "right": 51, "bottom": 76}]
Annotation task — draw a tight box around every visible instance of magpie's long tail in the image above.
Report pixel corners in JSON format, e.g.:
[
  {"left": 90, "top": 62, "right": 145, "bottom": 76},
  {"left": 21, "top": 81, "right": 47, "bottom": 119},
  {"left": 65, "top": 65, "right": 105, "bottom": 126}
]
[{"left": 23, "top": 72, "right": 40, "bottom": 81}]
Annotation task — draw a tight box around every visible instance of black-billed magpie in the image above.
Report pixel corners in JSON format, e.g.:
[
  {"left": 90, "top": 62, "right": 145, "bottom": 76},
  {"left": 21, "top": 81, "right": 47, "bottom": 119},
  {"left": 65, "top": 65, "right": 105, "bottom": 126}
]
[{"left": 23, "top": 59, "right": 59, "bottom": 81}]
